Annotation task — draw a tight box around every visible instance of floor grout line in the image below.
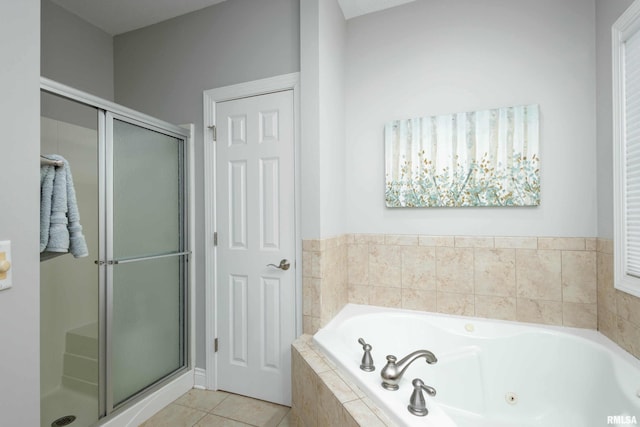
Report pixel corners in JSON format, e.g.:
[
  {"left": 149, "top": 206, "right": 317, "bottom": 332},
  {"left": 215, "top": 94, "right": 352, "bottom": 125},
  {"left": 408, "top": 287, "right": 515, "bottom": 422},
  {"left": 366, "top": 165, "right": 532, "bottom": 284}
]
[{"left": 143, "top": 389, "right": 291, "bottom": 427}]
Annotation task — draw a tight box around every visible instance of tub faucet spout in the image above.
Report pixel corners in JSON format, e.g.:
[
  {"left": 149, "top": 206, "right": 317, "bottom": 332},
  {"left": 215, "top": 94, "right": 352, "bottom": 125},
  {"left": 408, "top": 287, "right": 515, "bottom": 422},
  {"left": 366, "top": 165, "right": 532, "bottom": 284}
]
[{"left": 380, "top": 350, "right": 437, "bottom": 391}]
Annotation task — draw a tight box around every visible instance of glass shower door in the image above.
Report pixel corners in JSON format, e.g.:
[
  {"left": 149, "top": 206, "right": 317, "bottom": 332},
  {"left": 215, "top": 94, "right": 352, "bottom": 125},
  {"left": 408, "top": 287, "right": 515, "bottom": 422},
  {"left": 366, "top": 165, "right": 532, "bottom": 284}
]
[{"left": 107, "top": 115, "right": 188, "bottom": 409}]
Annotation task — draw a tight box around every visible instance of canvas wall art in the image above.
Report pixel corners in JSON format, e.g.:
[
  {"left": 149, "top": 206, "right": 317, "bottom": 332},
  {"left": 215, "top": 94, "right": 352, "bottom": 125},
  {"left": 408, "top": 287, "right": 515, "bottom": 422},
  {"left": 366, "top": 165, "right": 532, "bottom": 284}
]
[{"left": 385, "top": 104, "right": 540, "bottom": 207}]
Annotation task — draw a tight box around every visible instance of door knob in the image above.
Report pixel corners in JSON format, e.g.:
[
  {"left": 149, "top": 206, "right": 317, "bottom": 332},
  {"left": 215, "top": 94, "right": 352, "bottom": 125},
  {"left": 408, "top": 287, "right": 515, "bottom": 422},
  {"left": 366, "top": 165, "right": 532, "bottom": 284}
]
[{"left": 267, "top": 259, "right": 290, "bottom": 270}]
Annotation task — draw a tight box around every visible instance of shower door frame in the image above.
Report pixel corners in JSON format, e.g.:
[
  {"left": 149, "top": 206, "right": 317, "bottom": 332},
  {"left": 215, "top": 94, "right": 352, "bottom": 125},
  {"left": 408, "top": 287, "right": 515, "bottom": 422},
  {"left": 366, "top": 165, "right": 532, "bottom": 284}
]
[{"left": 40, "top": 77, "right": 195, "bottom": 423}]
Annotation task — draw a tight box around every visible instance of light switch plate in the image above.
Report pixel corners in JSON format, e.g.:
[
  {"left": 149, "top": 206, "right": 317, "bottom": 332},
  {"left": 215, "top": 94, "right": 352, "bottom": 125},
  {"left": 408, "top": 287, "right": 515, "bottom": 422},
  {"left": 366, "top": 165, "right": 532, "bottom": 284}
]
[{"left": 0, "top": 240, "right": 12, "bottom": 291}]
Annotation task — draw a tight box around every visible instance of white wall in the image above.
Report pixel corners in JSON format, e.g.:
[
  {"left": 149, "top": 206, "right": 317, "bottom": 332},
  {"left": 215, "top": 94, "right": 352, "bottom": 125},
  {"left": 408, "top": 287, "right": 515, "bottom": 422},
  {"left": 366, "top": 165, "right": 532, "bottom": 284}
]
[
  {"left": 345, "top": 0, "right": 598, "bottom": 237},
  {"left": 596, "top": 0, "right": 634, "bottom": 239},
  {"left": 114, "top": 0, "right": 300, "bottom": 368},
  {"left": 301, "top": 0, "right": 347, "bottom": 238},
  {"left": 0, "top": 1, "right": 41, "bottom": 425}
]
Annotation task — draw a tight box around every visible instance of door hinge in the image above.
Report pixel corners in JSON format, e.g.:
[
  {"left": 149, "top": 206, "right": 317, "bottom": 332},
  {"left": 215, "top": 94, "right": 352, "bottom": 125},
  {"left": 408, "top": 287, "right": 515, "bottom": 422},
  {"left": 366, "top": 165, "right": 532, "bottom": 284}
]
[
  {"left": 208, "top": 125, "right": 217, "bottom": 142},
  {"left": 213, "top": 232, "right": 218, "bottom": 246},
  {"left": 214, "top": 338, "right": 218, "bottom": 353}
]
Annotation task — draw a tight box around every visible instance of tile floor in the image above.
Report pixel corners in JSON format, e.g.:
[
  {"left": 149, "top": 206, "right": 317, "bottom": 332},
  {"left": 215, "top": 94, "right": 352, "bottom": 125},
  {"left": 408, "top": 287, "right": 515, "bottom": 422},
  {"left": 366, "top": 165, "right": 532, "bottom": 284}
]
[{"left": 140, "top": 389, "right": 291, "bottom": 427}]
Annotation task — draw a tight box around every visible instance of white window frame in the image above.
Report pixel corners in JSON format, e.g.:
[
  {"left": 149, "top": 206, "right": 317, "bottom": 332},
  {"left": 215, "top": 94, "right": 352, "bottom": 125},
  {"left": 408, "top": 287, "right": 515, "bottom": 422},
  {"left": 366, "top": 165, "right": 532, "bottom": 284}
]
[{"left": 614, "top": 0, "right": 640, "bottom": 298}]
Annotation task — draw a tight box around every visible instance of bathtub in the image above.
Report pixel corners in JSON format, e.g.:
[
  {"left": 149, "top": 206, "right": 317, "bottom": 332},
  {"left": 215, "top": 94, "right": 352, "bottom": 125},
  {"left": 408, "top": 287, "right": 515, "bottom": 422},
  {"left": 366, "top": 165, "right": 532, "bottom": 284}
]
[{"left": 312, "top": 304, "right": 640, "bottom": 427}]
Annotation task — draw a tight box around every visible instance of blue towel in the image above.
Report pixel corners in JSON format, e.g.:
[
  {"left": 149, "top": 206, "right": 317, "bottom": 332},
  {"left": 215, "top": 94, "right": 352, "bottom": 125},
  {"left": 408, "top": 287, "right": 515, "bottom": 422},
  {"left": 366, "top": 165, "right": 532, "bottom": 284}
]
[
  {"left": 40, "top": 165, "right": 55, "bottom": 252},
  {"left": 40, "top": 155, "right": 88, "bottom": 258}
]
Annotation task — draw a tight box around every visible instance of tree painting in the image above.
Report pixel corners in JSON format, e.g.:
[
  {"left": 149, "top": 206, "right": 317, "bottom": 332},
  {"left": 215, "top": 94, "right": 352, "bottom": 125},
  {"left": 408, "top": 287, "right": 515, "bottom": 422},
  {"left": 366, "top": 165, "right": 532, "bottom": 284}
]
[{"left": 385, "top": 105, "right": 540, "bottom": 207}]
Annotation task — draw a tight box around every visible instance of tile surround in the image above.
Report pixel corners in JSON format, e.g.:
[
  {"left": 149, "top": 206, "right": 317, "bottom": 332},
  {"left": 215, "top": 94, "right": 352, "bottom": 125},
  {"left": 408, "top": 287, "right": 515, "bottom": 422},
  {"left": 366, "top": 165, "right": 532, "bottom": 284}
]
[
  {"left": 296, "top": 236, "right": 640, "bottom": 427},
  {"left": 303, "top": 234, "right": 600, "bottom": 335},
  {"left": 290, "top": 335, "right": 396, "bottom": 427},
  {"left": 597, "top": 238, "right": 640, "bottom": 359}
]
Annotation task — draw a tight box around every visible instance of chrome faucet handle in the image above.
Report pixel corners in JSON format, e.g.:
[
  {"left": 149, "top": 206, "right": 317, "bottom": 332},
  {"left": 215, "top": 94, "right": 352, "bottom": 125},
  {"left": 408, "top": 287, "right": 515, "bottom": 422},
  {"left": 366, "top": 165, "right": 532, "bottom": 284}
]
[
  {"left": 358, "top": 338, "right": 375, "bottom": 372},
  {"left": 407, "top": 378, "right": 436, "bottom": 417}
]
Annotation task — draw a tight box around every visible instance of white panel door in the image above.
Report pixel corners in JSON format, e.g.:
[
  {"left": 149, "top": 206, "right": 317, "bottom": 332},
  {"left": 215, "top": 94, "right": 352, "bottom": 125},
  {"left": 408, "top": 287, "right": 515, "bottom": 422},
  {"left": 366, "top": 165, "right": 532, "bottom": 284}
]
[{"left": 216, "top": 90, "right": 295, "bottom": 405}]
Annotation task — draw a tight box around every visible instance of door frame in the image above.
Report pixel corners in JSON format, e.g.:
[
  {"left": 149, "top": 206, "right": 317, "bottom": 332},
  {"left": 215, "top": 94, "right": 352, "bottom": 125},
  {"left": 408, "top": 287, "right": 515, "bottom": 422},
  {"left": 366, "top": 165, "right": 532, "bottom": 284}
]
[{"left": 203, "top": 72, "right": 302, "bottom": 391}]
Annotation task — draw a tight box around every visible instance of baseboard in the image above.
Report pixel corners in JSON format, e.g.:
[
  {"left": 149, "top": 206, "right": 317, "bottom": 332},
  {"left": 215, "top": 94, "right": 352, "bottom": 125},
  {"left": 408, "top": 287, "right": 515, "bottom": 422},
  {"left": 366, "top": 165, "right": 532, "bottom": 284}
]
[
  {"left": 193, "top": 368, "right": 207, "bottom": 390},
  {"left": 99, "top": 370, "right": 194, "bottom": 427}
]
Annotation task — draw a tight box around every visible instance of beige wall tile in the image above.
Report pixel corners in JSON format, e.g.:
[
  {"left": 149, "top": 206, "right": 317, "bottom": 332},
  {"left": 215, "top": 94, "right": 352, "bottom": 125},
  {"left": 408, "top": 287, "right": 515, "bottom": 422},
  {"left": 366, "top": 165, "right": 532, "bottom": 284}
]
[
  {"left": 597, "top": 238, "right": 614, "bottom": 254},
  {"left": 323, "top": 236, "right": 341, "bottom": 250},
  {"left": 616, "top": 317, "right": 640, "bottom": 357},
  {"left": 474, "top": 248, "right": 516, "bottom": 297},
  {"left": 348, "top": 284, "right": 370, "bottom": 305},
  {"left": 616, "top": 291, "right": 640, "bottom": 327},
  {"left": 321, "top": 295, "right": 348, "bottom": 327},
  {"left": 297, "top": 357, "right": 318, "bottom": 427},
  {"left": 401, "top": 289, "right": 437, "bottom": 312},
  {"left": 455, "top": 236, "right": 494, "bottom": 248},
  {"left": 297, "top": 347, "right": 332, "bottom": 375},
  {"left": 353, "top": 234, "right": 385, "bottom": 245},
  {"left": 343, "top": 400, "right": 386, "bottom": 427},
  {"left": 385, "top": 234, "right": 418, "bottom": 246},
  {"left": 538, "top": 237, "right": 585, "bottom": 251},
  {"left": 302, "top": 239, "right": 321, "bottom": 252},
  {"left": 494, "top": 236, "right": 538, "bottom": 249},
  {"left": 318, "top": 371, "right": 358, "bottom": 404},
  {"left": 437, "top": 291, "right": 474, "bottom": 316},
  {"left": 303, "top": 316, "right": 320, "bottom": 335},
  {"left": 401, "top": 246, "right": 436, "bottom": 290},
  {"left": 369, "top": 286, "right": 402, "bottom": 308},
  {"left": 436, "top": 247, "right": 474, "bottom": 294},
  {"left": 561, "top": 251, "right": 596, "bottom": 303},
  {"left": 516, "top": 298, "right": 562, "bottom": 325},
  {"left": 562, "top": 302, "right": 597, "bottom": 329},
  {"left": 369, "top": 245, "right": 402, "bottom": 287},
  {"left": 302, "top": 251, "right": 321, "bottom": 279},
  {"left": 334, "top": 370, "right": 367, "bottom": 399},
  {"left": 419, "top": 235, "right": 454, "bottom": 247},
  {"left": 598, "top": 306, "right": 617, "bottom": 342},
  {"left": 516, "top": 250, "right": 562, "bottom": 301},
  {"left": 321, "top": 245, "right": 342, "bottom": 284},
  {"left": 597, "top": 252, "right": 615, "bottom": 313},
  {"left": 317, "top": 380, "right": 346, "bottom": 427},
  {"left": 341, "top": 408, "right": 361, "bottom": 427},
  {"left": 303, "top": 278, "right": 321, "bottom": 318},
  {"left": 585, "top": 238, "right": 597, "bottom": 251},
  {"left": 347, "top": 244, "right": 369, "bottom": 285},
  {"left": 475, "top": 295, "right": 516, "bottom": 321}
]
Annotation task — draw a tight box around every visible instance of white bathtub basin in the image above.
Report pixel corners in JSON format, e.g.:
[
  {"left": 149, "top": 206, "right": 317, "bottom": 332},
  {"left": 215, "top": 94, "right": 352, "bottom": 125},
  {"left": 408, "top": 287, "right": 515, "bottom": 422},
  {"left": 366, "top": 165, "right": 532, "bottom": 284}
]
[{"left": 313, "top": 304, "right": 640, "bottom": 427}]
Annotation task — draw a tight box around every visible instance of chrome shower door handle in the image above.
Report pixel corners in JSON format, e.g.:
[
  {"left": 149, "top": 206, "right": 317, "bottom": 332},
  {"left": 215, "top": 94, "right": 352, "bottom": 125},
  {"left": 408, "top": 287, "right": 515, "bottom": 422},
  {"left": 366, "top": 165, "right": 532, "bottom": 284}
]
[{"left": 267, "top": 259, "right": 290, "bottom": 271}]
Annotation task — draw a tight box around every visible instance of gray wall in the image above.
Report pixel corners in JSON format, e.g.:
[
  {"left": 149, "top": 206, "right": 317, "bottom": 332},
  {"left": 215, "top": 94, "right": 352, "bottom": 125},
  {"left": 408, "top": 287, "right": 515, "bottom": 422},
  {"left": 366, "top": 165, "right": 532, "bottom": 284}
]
[
  {"left": 114, "top": 0, "right": 300, "bottom": 368},
  {"left": 41, "top": 0, "right": 114, "bottom": 100},
  {"left": 345, "top": 0, "right": 598, "bottom": 237},
  {"left": 596, "top": 0, "right": 634, "bottom": 239},
  {"left": 0, "top": 1, "right": 41, "bottom": 425},
  {"left": 300, "top": 0, "right": 347, "bottom": 238}
]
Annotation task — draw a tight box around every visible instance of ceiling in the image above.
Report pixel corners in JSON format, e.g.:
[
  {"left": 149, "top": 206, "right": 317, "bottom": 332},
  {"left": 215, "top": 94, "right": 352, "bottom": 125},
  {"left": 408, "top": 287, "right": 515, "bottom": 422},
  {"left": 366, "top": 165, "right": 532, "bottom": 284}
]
[
  {"left": 52, "top": 0, "right": 417, "bottom": 35},
  {"left": 337, "top": 0, "right": 415, "bottom": 20},
  {"left": 51, "top": 0, "right": 229, "bottom": 35}
]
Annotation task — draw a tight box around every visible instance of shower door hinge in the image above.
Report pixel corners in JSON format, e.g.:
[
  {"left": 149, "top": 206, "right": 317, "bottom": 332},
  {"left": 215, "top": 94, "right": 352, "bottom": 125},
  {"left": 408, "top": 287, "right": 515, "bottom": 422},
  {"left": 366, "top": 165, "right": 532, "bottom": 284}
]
[
  {"left": 208, "top": 125, "right": 217, "bottom": 142},
  {"left": 214, "top": 338, "right": 218, "bottom": 353},
  {"left": 213, "top": 232, "right": 218, "bottom": 246}
]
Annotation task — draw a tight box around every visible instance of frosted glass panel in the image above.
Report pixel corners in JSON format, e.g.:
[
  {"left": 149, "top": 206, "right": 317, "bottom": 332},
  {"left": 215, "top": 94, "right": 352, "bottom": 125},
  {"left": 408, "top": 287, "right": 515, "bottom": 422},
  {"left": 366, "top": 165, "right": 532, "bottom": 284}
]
[
  {"left": 113, "top": 120, "right": 182, "bottom": 258},
  {"left": 112, "top": 256, "right": 184, "bottom": 405}
]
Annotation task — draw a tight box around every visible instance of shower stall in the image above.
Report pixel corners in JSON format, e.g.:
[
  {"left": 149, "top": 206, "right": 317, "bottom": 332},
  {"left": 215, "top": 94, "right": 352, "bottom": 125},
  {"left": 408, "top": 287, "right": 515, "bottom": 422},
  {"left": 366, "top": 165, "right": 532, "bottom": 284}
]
[{"left": 40, "top": 79, "right": 191, "bottom": 427}]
